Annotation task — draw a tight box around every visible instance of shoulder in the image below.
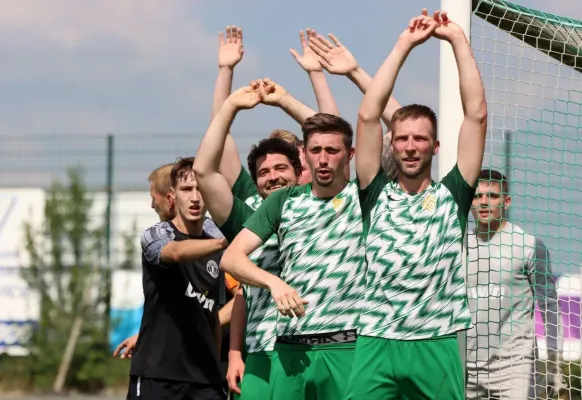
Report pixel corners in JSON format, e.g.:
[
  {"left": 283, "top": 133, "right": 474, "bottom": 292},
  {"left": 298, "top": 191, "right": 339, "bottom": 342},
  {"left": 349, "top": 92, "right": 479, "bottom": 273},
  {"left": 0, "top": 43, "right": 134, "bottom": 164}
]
[
  {"left": 203, "top": 217, "right": 224, "bottom": 239},
  {"left": 140, "top": 221, "right": 175, "bottom": 247}
]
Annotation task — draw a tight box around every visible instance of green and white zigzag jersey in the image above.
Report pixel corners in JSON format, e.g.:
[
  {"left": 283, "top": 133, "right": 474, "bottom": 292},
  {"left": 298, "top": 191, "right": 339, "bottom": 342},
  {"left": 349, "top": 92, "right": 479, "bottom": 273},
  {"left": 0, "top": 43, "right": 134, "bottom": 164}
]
[
  {"left": 222, "top": 169, "right": 280, "bottom": 353},
  {"left": 245, "top": 194, "right": 263, "bottom": 211},
  {"left": 244, "top": 181, "right": 367, "bottom": 336},
  {"left": 358, "top": 165, "right": 475, "bottom": 340}
]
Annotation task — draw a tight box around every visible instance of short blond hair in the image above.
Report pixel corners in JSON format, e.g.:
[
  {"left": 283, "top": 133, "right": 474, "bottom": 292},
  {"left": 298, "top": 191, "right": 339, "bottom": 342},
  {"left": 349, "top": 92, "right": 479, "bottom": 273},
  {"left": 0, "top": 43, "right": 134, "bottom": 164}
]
[
  {"left": 148, "top": 163, "right": 174, "bottom": 195},
  {"left": 269, "top": 129, "right": 301, "bottom": 145}
]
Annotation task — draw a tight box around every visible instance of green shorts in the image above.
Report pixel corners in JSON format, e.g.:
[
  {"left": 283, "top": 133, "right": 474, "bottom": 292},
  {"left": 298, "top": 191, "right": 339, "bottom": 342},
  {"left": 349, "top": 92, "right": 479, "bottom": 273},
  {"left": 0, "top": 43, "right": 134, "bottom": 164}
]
[
  {"left": 236, "top": 351, "right": 273, "bottom": 400},
  {"left": 269, "top": 341, "right": 355, "bottom": 400},
  {"left": 344, "top": 335, "right": 464, "bottom": 400}
]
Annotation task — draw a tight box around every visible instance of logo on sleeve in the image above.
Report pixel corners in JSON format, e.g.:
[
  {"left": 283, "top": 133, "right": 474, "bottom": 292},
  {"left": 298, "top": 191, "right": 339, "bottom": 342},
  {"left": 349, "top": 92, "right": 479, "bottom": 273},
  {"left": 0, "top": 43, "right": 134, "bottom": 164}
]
[{"left": 206, "top": 260, "right": 219, "bottom": 279}]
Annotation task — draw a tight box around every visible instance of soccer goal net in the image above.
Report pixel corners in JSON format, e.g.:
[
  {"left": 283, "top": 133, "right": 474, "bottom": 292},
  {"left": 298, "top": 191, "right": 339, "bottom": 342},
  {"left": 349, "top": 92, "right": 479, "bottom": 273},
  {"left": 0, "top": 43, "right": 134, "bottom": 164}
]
[{"left": 465, "top": 0, "right": 582, "bottom": 398}]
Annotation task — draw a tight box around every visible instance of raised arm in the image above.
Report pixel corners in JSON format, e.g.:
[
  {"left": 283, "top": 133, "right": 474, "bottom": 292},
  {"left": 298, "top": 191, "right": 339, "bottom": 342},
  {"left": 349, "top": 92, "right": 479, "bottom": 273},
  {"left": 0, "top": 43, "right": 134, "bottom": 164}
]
[
  {"left": 212, "top": 26, "right": 246, "bottom": 187},
  {"left": 258, "top": 78, "right": 317, "bottom": 125},
  {"left": 290, "top": 29, "right": 339, "bottom": 115},
  {"left": 433, "top": 11, "right": 487, "bottom": 186},
  {"left": 356, "top": 12, "right": 437, "bottom": 187},
  {"left": 308, "top": 33, "right": 401, "bottom": 129},
  {"left": 193, "top": 86, "right": 261, "bottom": 225}
]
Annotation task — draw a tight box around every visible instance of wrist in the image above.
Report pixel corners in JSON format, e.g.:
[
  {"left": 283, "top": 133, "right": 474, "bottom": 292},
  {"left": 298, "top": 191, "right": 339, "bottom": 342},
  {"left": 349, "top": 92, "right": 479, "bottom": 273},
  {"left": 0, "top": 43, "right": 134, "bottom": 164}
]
[
  {"left": 395, "top": 37, "right": 415, "bottom": 53},
  {"left": 264, "top": 274, "right": 281, "bottom": 291},
  {"left": 228, "top": 349, "right": 243, "bottom": 361},
  {"left": 308, "top": 70, "right": 324, "bottom": 77},
  {"left": 275, "top": 92, "right": 292, "bottom": 109},
  {"left": 347, "top": 66, "right": 364, "bottom": 81},
  {"left": 449, "top": 31, "right": 468, "bottom": 47},
  {"left": 218, "top": 65, "right": 234, "bottom": 72}
]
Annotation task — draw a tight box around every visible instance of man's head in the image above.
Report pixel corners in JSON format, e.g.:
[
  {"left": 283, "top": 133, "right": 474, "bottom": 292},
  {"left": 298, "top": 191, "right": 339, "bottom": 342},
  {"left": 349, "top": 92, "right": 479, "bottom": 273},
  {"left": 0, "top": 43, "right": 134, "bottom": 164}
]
[
  {"left": 247, "top": 138, "right": 302, "bottom": 199},
  {"left": 301, "top": 113, "right": 354, "bottom": 188},
  {"left": 170, "top": 157, "right": 206, "bottom": 224},
  {"left": 148, "top": 163, "right": 175, "bottom": 221},
  {"left": 269, "top": 129, "right": 311, "bottom": 184},
  {"left": 390, "top": 104, "right": 439, "bottom": 179},
  {"left": 471, "top": 169, "right": 511, "bottom": 226}
]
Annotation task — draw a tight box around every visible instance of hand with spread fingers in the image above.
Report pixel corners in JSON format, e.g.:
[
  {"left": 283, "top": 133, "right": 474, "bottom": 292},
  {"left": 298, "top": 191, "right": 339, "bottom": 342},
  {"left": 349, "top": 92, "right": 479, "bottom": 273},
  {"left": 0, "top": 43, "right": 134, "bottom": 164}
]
[
  {"left": 308, "top": 33, "right": 359, "bottom": 75},
  {"left": 398, "top": 9, "right": 438, "bottom": 48},
  {"left": 290, "top": 29, "right": 324, "bottom": 72},
  {"left": 218, "top": 25, "right": 244, "bottom": 69}
]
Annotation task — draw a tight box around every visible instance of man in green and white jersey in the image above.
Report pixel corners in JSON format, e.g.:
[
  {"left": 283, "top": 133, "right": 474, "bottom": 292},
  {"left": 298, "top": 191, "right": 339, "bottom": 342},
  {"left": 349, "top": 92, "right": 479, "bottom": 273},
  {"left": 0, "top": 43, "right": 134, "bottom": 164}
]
[
  {"left": 345, "top": 9, "right": 487, "bottom": 400},
  {"left": 221, "top": 112, "right": 366, "bottom": 400},
  {"left": 194, "top": 77, "right": 329, "bottom": 399}
]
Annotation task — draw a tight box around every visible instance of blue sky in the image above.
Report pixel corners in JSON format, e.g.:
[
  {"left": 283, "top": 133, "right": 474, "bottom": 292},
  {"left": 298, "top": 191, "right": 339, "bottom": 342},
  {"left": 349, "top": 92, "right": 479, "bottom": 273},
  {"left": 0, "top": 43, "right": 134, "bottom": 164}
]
[{"left": 0, "top": 0, "right": 577, "bottom": 139}]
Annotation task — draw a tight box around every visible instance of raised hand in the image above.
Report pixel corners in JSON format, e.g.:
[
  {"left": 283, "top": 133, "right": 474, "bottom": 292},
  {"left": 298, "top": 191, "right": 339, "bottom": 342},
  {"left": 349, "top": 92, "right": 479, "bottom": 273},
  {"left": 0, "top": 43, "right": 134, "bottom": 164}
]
[
  {"left": 218, "top": 25, "right": 244, "bottom": 68},
  {"left": 430, "top": 10, "right": 465, "bottom": 42},
  {"left": 308, "top": 33, "right": 358, "bottom": 75},
  {"left": 227, "top": 84, "right": 261, "bottom": 110},
  {"left": 399, "top": 9, "right": 438, "bottom": 48},
  {"left": 257, "top": 78, "right": 288, "bottom": 106},
  {"left": 289, "top": 29, "right": 323, "bottom": 72}
]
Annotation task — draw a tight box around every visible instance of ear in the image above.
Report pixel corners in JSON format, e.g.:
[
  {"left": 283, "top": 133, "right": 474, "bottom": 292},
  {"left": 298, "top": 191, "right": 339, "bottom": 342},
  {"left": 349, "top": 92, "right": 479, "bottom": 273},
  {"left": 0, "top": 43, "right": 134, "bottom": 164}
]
[
  {"left": 503, "top": 194, "right": 512, "bottom": 208},
  {"left": 348, "top": 147, "right": 355, "bottom": 161},
  {"left": 433, "top": 139, "right": 440, "bottom": 155}
]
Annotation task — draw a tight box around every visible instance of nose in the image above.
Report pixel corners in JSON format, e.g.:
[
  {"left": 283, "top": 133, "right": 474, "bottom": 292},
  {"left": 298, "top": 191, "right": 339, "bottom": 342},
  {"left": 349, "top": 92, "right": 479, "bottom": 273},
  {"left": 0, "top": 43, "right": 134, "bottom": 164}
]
[
  {"left": 478, "top": 194, "right": 489, "bottom": 206},
  {"left": 192, "top": 190, "right": 200, "bottom": 203},
  {"left": 318, "top": 151, "right": 329, "bottom": 166},
  {"left": 405, "top": 137, "right": 415, "bottom": 152},
  {"left": 268, "top": 169, "right": 278, "bottom": 181}
]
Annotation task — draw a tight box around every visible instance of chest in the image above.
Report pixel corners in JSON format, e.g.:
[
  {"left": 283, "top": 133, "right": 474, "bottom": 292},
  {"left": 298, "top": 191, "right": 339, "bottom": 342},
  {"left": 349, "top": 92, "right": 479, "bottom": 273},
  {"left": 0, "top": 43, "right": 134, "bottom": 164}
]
[{"left": 466, "top": 236, "right": 530, "bottom": 286}]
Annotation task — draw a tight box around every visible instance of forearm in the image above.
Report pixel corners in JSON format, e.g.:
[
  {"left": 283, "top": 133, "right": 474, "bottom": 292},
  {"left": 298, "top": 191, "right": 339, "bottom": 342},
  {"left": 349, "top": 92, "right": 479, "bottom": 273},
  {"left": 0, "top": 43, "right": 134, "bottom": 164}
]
[
  {"left": 359, "top": 39, "right": 411, "bottom": 121},
  {"left": 308, "top": 71, "right": 339, "bottom": 115},
  {"left": 194, "top": 102, "right": 238, "bottom": 177},
  {"left": 450, "top": 34, "right": 487, "bottom": 120},
  {"left": 229, "top": 292, "right": 246, "bottom": 354},
  {"left": 218, "top": 296, "right": 235, "bottom": 327},
  {"left": 349, "top": 67, "right": 401, "bottom": 128},
  {"left": 221, "top": 252, "right": 277, "bottom": 290},
  {"left": 277, "top": 93, "right": 317, "bottom": 125},
  {"left": 163, "top": 239, "right": 225, "bottom": 264},
  {"left": 211, "top": 67, "right": 234, "bottom": 118}
]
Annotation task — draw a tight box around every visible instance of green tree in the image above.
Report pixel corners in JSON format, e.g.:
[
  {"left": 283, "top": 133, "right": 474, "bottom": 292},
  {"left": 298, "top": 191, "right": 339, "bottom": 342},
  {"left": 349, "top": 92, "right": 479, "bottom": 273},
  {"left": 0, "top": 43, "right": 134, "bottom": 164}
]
[{"left": 19, "top": 167, "right": 119, "bottom": 392}]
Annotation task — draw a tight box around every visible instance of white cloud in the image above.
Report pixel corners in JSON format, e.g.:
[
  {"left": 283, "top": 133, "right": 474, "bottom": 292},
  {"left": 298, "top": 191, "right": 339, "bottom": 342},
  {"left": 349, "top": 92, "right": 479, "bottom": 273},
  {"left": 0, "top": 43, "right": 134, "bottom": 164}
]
[{"left": 0, "top": 0, "right": 258, "bottom": 134}]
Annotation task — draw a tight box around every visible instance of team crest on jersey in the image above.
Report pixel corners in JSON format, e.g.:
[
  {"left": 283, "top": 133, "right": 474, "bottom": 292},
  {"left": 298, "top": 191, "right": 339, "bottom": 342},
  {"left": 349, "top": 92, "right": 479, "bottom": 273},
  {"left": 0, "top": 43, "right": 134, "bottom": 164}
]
[
  {"left": 332, "top": 197, "right": 345, "bottom": 211},
  {"left": 206, "top": 260, "right": 219, "bottom": 278},
  {"left": 422, "top": 194, "right": 437, "bottom": 212}
]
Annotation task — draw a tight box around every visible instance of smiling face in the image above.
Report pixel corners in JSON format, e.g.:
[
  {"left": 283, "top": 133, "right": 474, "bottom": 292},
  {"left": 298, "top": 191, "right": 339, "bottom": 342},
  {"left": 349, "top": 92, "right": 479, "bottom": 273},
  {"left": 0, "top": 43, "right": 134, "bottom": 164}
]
[
  {"left": 254, "top": 153, "right": 299, "bottom": 198},
  {"left": 391, "top": 117, "right": 439, "bottom": 179}
]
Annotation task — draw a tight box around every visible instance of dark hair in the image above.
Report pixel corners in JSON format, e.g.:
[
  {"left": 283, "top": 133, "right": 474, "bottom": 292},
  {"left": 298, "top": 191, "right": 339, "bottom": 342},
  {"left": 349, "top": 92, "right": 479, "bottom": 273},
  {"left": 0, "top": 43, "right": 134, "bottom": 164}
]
[
  {"left": 391, "top": 104, "right": 438, "bottom": 139},
  {"left": 479, "top": 169, "right": 509, "bottom": 194},
  {"left": 301, "top": 113, "right": 353, "bottom": 149},
  {"left": 170, "top": 157, "right": 195, "bottom": 188},
  {"left": 247, "top": 138, "right": 302, "bottom": 184}
]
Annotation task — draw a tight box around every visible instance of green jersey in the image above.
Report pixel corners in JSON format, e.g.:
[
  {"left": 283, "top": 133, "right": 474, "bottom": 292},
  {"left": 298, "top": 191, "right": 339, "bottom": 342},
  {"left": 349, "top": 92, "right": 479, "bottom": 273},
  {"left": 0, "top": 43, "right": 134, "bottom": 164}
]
[
  {"left": 221, "top": 168, "right": 280, "bottom": 353},
  {"left": 243, "top": 181, "right": 367, "bottom": 336},
  {"left": 358, "top": 165, "right": 475, "bottom": 340}
]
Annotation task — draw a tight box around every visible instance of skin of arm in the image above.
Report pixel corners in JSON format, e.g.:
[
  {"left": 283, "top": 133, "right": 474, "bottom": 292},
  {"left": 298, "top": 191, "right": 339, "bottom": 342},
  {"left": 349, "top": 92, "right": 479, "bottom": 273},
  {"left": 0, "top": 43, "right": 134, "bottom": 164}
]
[
  {"left": 218, "top": 284, "right": 239, "bottom": 327},
  {"left": 159, "top": 238, "right": 227, "bottom": 264},
  {"left": 289, "top": 28, "right": 339, "bottom": 115},
  {"left": 308, "top": 33, "right": 401, "bottom": 129},
  {"left": 356, "top": 14, "right": 437, "bottom": 188},
  {"left": 221, "top": 228, "right": 307, "bottom": 317},
  {"left": 257, "top": 78, "right": 317, "bottom": 124},
  {"left": 212, "top": 26, "right": 246, "bottom": 188},
  {"left": 432, "top": 12, "right": 487, "bottom": 186},
  {"left": 226, "top": 288, "right": 246, "bottom": 394},
  {"left": 193, "top": 86, "right": 262, "bottom": 226}
]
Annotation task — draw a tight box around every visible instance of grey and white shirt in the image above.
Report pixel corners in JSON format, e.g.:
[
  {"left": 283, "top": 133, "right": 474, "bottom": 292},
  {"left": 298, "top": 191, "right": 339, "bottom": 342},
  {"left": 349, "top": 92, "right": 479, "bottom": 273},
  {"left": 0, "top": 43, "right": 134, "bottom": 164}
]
[{"left": 466, "top": 222, "right": 560, "bottom": 391}]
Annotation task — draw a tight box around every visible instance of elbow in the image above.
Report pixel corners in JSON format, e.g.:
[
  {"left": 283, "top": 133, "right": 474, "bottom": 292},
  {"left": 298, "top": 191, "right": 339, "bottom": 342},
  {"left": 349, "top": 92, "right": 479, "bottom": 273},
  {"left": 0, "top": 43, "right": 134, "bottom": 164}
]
[
  {"left": 192, "top": 161, "right": 208, "bottom": 179},
  {"left": 358, "top": 108, "right": 380, "bottom": 124},
  {"left": 219, "top": 249, "right": 234, "bottom": 274},
  {"left": 469, "top": 101, "right": 488, "bottom": 126}
]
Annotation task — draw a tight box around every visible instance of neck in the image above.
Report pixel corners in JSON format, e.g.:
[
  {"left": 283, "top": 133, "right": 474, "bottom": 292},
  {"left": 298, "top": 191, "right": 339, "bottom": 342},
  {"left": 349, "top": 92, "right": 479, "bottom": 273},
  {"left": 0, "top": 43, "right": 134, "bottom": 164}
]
[
  {"left": 311, "top": 179, "right": 347, "bottom": 199},
  {"left": 397, "top": 169, "right": 432, "bottom": 195},
  {"left": 476, "top": 219, "right": 507, "bottom": 241},
  {"left": 172, "top": 214, "right": 204, "bottom": 236}
]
